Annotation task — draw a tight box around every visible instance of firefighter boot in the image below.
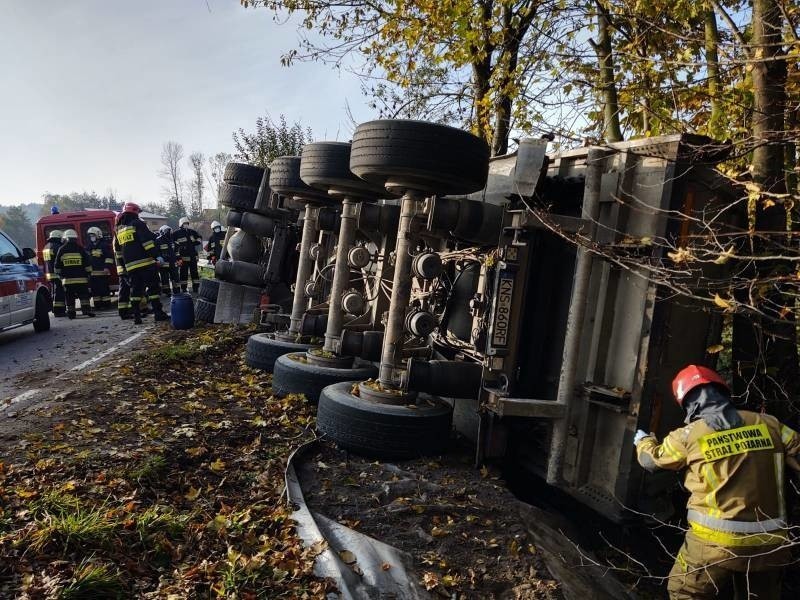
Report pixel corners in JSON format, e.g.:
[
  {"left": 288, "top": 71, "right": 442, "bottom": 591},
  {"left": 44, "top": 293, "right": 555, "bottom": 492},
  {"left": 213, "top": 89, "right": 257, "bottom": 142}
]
[
  {"left": 132, "top": 305, "right": 143, "bottom": 325},
  {"left": 67, "top": 311, "right": 76, "bottom": 320}
]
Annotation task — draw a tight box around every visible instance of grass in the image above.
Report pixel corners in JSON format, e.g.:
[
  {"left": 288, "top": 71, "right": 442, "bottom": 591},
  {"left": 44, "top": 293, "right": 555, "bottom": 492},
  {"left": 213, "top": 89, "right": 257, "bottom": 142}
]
[
  {"left": 59, "top": 559, "right": 126, "bottom": 599},
  {"left": 127, "top": 454, "right": 167, "bottom": 484},
  {"left": 135, "top": 505, "right": 189, "bottom": 541},
  {"left": 28, "top": 501, "right": 118, "bottom": 553},
  {"left": 146, "top": 342, "right": 203, "bottom": 363}
]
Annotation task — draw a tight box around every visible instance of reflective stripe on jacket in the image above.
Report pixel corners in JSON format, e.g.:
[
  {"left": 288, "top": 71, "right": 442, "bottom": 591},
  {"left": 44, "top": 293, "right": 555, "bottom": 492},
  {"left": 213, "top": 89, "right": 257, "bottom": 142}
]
[
  {"left": 54, "top": 242, "right": 92, "bottom": 286},
  {"left": 42, "top": 240, "right": 62, "bottom": 278},
  {"left": 114, "top": 215, "right": 157, "bottom": 272},
  {"left": 173, "top": 227, "right": 200, "bottom": 259},
  {"left": 637, "top": 410, "right": 800, "bottom": 546},
  {"left": 87, "top": 239, "right": 114, "bottom": 274}
]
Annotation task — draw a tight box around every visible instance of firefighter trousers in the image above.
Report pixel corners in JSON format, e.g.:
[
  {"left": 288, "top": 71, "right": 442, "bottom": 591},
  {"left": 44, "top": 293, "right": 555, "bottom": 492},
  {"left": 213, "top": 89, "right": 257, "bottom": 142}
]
[
  {"left": 129, "top": 266, "right": 163, "bottom": 314},
  {"left": 90, "top": 274, "right": 111, "bottom": 308},
  {"left": 118, "top": 275, "right": 131, "bottom": 318},
  {"left": 64, "top": 283, "right": 93, "bottom": 317},
  {"left": 667, "top": 533, "right": 785, "bottom": 599},
  {"left": 159, "top": 266, "right": 179, "bottom": 295},
  {"left": 51, "top": 279, "right": 66, "bottom": 316},
  {"left": 179, "top": 258, "right": 200, "bottom": 293}
]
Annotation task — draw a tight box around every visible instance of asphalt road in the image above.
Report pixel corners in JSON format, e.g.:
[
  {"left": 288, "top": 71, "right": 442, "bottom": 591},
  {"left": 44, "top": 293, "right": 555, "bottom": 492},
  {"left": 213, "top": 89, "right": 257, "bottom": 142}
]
[{"left": 0, "top": 307, "right": 150, "bottom": 405}]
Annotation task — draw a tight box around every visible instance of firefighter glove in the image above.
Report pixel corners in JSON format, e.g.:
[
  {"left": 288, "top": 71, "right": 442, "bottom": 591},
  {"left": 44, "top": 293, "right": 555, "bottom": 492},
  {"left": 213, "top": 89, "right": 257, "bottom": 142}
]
[{"left": 634, "top": 429, "right": 652, "bottom": 446}]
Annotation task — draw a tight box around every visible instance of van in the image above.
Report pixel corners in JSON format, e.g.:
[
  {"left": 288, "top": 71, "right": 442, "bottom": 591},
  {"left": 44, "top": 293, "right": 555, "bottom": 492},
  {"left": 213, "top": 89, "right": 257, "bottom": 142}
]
[{"left": 35, "top": 210, "right": 119, "bottom": 291}]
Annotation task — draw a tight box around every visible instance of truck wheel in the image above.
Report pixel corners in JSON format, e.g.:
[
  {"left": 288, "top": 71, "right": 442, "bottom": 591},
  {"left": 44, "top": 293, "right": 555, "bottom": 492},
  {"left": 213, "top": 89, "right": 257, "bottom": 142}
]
[
  {"left": 300, "top": 142, "right": 385, "bottom": 199},
  {"left": 350, "top": 120, "right": 490, "bottom": 195},
  {"left": 317, "top": 381, "right": 453, "bottom": 459},
  {"left": 219, "top": 182, "right": 258, "bottom": 211},
  {"left": 245, "top": 334, "right": 315, "bottom": 373},
  {"left": 198, "top": 278, "right": 220, "bottom": 303},
  {"left": 237, "top": 212, "right": 276, "bottom": 238},
  {"left": 272, "top": 353, "right": 378, "bottom": 404},
  {"left": 214, "top": 259, "right": 235, "bottom": 282},
  {"left": 195, "top": 298, "right": 216, "bottom": 323},
  {"left": 230, "top": 261, "right": 266, "bottom": 287},
  {"left": 223, "top": 162, "right": 265, "bottom": 188},
  {"left": 269, "top": 156, "right": 333, "bottom": 203},
  {"left": 33, "top": 291, "right": 51, "bottom": 333},
  {"left": 226, "top": 210, "right": 244, "bottom": 228}
]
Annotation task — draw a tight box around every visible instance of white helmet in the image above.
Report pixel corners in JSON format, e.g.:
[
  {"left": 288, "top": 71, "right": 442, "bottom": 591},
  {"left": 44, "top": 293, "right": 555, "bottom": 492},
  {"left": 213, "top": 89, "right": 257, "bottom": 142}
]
[
  {"left": 48, "top": 229, "right": 63, "bottom": 240},
  {"left": 211, "top": 220, "right": 222, "bottom": 230},
  {"left": 179, "top": 217, "right": 190, "bottom": 227},
  {"left": 63, "top": 229, "right": 78, "bottom": 240},
  {"left": 158, "top": 225, "right": 172, "bottom": 235},
  {"left": 87, "top": 226, "right": 103, "bottom": 238}
]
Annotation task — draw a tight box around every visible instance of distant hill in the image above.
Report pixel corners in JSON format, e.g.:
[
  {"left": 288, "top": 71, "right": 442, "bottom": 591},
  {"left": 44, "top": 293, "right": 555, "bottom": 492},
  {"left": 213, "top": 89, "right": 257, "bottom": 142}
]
[{"left": 0, "top": 202, "right": 43, "bottom": 223}]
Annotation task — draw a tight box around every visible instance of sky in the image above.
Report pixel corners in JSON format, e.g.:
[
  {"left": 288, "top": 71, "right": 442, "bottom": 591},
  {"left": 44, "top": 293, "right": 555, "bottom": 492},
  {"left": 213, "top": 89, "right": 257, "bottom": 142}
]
[{"left": 0, "top": 0, "right": 372, "bottom": 207}]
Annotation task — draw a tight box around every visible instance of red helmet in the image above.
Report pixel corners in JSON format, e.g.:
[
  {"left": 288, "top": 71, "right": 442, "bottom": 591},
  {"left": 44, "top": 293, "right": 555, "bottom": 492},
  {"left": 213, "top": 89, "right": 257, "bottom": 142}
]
[
  {"left": 672, "top": 365, "right": 729, "bottom": 406},
  {"left": 122, "top": 202, "right": 141, "bottom": 214}
]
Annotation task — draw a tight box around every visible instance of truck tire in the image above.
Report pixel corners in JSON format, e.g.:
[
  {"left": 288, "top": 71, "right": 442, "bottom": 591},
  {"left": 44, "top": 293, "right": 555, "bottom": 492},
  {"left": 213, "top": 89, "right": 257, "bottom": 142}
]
[
  {"left": 230, "top": 260, "right": 266, "bottom": 287},
  {"left": 245, "top": 334, "right": 315, "bottom": 373},
  {"left": 219, "top": 182, "right": 258, "bottom": 211},
  {"left": 33, "top": 291, "right": 51, "bottom": 333},
  {"left": 317, "top": 381, "right": 453, "bottom": 459},
  {"left": 198, "top": 278, "right": 220, "bottom": 303},
  {"left": 226, "top": 230, "right": 263, "bottom": 264},
  {"left": 272, "top": 353, "right": 378, "bottom": 404},
  {"left": 269, "top": 156, "right": 332, "bottom": 203},
  {"left": 350, "top": 120, "right": 490, "bottom": 195},
  {"left": 215, "top": 259, "right": 235, "bottom": 282},
  {"left": 226, "top": 210, "right": 244, "bottom": 228},
  {"left": 195, "top": 298, "right": 216, "bottom": 323},
  {"left": 237, "top": 212, "right": 276, "bottom": 238},
  {"left": 300, "top": 142, "right": 385, "bottom": 199},
  {"left": 224, "top": 162, "right": 265, "bottom": 188}
]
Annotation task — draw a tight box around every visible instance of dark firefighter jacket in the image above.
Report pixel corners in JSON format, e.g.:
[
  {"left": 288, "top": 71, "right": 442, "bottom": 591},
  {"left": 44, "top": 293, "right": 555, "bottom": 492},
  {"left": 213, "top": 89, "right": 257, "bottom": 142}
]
[
  {"left": 155, "top": 231, "right": 176, "bottom": 267},
  {"left": 87, "top": 238, "right": 114, "bottom": 276},
  {"left": 173, "top": 226, "right": 200, "bottom": 260},
  {"left": 42, "top": 239, "right": 63, "bottom": 281},
  {"left": 206, "top": 230, "right": 225, "bottom": 259},
  {"left": 114, "top": 213, "right": 158, "bottom": 272},
  {"left": 54, "top": 240, "right": 92, "bottom": 285}
]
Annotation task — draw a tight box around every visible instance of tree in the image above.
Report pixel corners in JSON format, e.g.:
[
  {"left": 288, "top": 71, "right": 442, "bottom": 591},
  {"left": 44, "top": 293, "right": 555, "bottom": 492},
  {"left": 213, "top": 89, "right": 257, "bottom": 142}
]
[
  {"left": 188, "top": 152, "right": 205, "bottom": 220},
  {"left": 232, "top": 113, "right": 312, "bottom": 167},
  {"left": 207, "top": 152, "right": 232, "bottom": 216},
  {"left": 0, "top": 206, "right": 35, "bottom": 248},
  {"left": 160, "top": 141, "right": 187, "bottom": 222}
]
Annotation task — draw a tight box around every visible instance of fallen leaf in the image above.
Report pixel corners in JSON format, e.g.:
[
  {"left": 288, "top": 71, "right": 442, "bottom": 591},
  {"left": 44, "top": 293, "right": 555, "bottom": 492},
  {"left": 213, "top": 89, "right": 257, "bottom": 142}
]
[
  {"left": 713, "top": 294, "right": 732, "bottom": 310},
  {"left": 706, "top": 344, "right": 724, "bottom": 354},
  {"left": 209, "top": 458, "right": 225, "bottom": 473},
  {"left": 185, "top": 486, "right": 201, "bottom": 501}
]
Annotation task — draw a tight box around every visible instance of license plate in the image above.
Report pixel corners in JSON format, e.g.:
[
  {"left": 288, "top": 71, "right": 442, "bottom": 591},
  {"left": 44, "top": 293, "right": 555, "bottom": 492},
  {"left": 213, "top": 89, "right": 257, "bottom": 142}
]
[{"left": 492, "top": 272, "right": 514, "bottom": 348}]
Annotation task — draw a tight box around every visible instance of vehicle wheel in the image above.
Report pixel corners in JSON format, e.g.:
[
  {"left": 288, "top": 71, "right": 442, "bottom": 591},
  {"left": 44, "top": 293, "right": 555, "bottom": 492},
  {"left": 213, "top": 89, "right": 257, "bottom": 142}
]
[
  {"left": 230, "top": 260, "right": 266, "bottom": 287},
  {"left": 245, "top": 334, "right": 315, "bottom": 373},
  {"left": 226, "top": 210, "right": 244, "bottom": 228},
  {"left": 317, "top": 381, "right": 453, "bottom": 459},
  {"left": 300, "top": 142, "right": 385, "bottom": 199},
  {"left": 224, "top": 162, "right": 265, "bottom": 188},
  {"left": 219, "top": 182, "right": 258, "bottom": 211},
  {"left": 198, "top": 278, "right": 220, "bottom": 303},
  {"left": 269, "top": 156, "right": 333, "bottom": 203},
  {"left": 195, "top": 298, "right": 216, "bottom": 323},
  {"left": 237, "top": 212, "right": 276, "bottom": 238},
  {"left": 350, "top": 119, "right": 490, "bottom": 195},
  {"left": 215, "top": 259, "right": 235, "bottom": 282},
  {"left": 33, "top": 291, "right": 51, "bottom": 333},
  {"left": 272, "top": 353, "right": 378, "bottom": 404}
]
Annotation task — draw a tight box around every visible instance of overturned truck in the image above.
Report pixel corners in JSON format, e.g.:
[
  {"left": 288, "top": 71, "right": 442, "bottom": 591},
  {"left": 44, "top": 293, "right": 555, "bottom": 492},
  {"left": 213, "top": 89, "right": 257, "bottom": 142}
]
[{"left": 245, "top": 122, "right": 732, "bottom": 524}]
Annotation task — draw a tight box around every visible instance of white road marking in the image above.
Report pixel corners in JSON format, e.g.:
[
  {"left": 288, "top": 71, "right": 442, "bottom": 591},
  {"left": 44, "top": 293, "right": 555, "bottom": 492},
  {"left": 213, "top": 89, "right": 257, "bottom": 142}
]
[
  {"left": 69, "top": 329, "right": 150, "bottom": 372},
  {"left": 3, "top": 388, "right": 42, "bottom": 409}
]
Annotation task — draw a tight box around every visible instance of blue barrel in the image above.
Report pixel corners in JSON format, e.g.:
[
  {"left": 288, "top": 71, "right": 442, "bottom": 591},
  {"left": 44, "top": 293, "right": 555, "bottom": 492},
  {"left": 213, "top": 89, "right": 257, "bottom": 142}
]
[{"left": 170, "top": 293, "right": 195, "bottom": 330}]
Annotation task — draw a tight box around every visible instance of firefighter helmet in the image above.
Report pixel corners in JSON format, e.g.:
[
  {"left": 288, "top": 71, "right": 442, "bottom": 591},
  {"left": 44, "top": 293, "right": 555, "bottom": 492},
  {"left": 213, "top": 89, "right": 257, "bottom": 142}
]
[
  {"left": 179, "top": 217, "right": 190, "bottom": 227},
  {"left": 211, "top": 220, "right": 222, "bottom": 230},
  {"left": 48, "top": 229, "right": 63, "bottom": 240},
  {"left": 158, "top": 225, "right": 172, "bottom": 235},
  {"left": 63, "top": 229, "right": 79, "bottom": 240},
  {"left": 87, "top": 226, "right": 103, "bottom": 238},
  {"left": 122, "top": 202, "right": 141, "bottom": 214},
  {"left": 672, "top": 365, "right": 729, "bottom": 406}
]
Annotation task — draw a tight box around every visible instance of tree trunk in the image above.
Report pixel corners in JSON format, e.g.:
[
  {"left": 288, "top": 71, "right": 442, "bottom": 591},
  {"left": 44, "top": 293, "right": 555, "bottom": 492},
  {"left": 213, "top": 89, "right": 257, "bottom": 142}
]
[
  {"left": 732, "top": 0, "right": 794, "bottom": 413},
  {"left": 704, "top": 5, "right": 723, "bottom": 136},
  {"left": 594, "top": 1, "right": 623, "bottom": 142},
  {"left": 470, "top": 0, "right": 494, "bottom": 146},
  {"left": 491, "top": 5, "right": 528, "bottom": 156}
]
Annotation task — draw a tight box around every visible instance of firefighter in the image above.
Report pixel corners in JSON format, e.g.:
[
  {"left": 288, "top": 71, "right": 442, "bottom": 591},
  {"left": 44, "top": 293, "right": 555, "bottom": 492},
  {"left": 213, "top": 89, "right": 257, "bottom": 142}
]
[
  {"left": 204, "top": 220, "right": 225, "bottom": 265},
  {"left": 54, "top": 229, "right": 95, "bottom": 319},
  {"left": 114, "top": 202, "right": 169, "bottom": 324},
  {"left": 173, "top": 216, "right": 201, "bottom": 293},
  {"left": 635, "top": 365, "right": 800, "bottom": 600},
  {"left": 155, "top": 225, "right": 179, "bottom": 296},
  {"left": 113, "top": 234, "right": 132, "bottom": 320},
  {"left": 86, "top": 226, "right": 114, "bottom": 309},
  {"left": 42, "top": 229, "right": 66, "bottom": 317}
]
